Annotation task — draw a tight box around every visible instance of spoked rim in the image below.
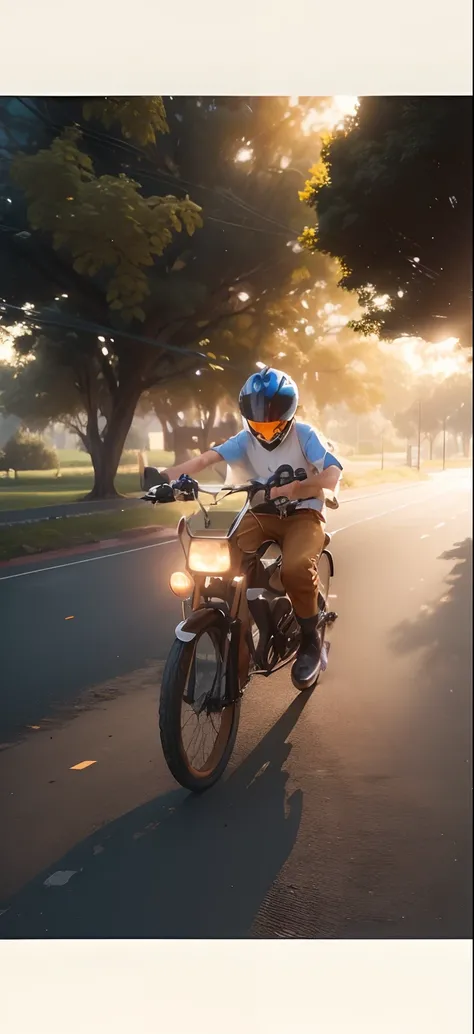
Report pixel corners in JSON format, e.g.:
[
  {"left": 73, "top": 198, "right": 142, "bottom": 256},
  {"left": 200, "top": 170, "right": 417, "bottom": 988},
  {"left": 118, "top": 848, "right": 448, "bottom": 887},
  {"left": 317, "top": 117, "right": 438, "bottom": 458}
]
[
  {"left": 179, "top": 630, "right": 234, "bottom": 777},
  {"left": 317, "top": 551, "right": 333, "bottom": 670}
]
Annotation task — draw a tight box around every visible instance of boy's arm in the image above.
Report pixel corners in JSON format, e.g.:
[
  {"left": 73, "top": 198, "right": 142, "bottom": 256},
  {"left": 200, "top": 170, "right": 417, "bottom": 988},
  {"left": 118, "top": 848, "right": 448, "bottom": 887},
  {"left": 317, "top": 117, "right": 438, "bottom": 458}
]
[
  {"left": 269, "top": 464, "right": 341, "bottom": 501},
  {"left": 162, "top": 449, "right": 221, "bottom": 483},
  {"left": 163, "top": 430, "right": 247, "bottom": 483},
  {"left": 287, "top": 465, "right": 341, "bottom": 500}
]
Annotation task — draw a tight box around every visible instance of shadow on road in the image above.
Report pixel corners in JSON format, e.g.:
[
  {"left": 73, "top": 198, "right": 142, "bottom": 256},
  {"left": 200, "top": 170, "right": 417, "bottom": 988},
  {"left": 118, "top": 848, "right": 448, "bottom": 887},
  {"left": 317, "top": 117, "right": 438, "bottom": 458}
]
[
  {"left": 391, "top": 537, "right": 472, "bottom": 670},
  {"left": 2, "top": 692, "right": 310, "bottom": 938},
  {"left": 389, "top": 537, "right": 472, "bottom": 937},
  {"left": 389, "top": 536, "right": 472, "bottom": 769}
]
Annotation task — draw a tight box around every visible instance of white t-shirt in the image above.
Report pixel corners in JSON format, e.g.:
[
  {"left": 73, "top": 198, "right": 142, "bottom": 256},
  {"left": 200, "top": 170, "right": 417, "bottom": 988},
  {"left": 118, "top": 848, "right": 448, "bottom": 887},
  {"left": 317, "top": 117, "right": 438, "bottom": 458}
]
[{"left": 214, "top": 421, "right": 342, "bottom": 515}]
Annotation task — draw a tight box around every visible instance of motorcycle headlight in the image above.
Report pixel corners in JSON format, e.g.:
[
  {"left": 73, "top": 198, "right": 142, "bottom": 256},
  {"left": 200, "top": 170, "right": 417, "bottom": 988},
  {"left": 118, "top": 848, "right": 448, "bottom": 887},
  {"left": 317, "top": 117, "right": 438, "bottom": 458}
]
[
  {"left": 169, "top": 571, "right": 194, "bottom": 599},
  {"left": 188, "top": 538, "right": 231, "bottom": 574}
]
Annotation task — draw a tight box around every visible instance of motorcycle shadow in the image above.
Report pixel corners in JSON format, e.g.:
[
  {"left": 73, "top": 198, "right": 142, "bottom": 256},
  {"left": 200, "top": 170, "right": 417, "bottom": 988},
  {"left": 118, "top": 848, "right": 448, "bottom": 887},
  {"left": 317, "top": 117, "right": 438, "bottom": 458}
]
[{"left": 3, "top": 692, "right": 311, "bottom": 939}]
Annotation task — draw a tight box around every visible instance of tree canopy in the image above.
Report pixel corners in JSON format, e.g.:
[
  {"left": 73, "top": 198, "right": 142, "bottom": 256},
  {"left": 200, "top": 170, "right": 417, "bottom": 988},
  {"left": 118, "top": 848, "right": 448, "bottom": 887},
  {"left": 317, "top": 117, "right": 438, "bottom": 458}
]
[
  {"left": 1, "top": 95, "right": 390, "bottom": 490},
  {"left": 1, "top": 96, "right": 336, "bottom": 494},
  {"left": 1, "top": 427, "right": 57, "bottom": 476},
  {"left": 300, "top": 97, "right": 473, "bottom": 347}
]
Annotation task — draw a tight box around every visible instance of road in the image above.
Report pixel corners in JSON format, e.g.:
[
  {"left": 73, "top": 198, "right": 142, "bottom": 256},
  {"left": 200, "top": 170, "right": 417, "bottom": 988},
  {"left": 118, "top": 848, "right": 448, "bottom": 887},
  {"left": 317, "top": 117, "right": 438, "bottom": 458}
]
[{"left": 0, "top": 471, "right": 471, "bottom": 938}]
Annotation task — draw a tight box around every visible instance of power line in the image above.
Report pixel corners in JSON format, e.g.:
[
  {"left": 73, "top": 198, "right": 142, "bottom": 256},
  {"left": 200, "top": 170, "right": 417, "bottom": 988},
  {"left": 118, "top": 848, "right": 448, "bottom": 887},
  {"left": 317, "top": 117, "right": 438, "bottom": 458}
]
[
  {"left": 0, "top": 303, "right": 212, "bottom": 362},
  {"left": 11, "top": 98, "right": 299, "bottom": 238}
]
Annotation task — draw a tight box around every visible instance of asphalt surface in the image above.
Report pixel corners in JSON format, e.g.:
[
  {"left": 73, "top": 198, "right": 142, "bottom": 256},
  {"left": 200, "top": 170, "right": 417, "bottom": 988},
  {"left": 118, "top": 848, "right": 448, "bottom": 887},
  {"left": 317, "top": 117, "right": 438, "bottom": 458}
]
[{"left": 0, "top": 471, "right": 471, "bottom": 938}]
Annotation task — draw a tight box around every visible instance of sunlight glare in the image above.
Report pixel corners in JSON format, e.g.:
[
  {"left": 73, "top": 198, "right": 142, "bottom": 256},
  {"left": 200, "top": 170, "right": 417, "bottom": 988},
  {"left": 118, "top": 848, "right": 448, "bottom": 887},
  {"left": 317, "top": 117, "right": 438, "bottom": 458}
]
[
  {"left": 235, "top": 147, "right": 253, "bottom": 163},
  {"left": 373, "top": 293, "right": 391, "bottom": 311},
  {"left": 301, "top": 96, "right": 359, "bottom": 135},
  {"left": 397, "top": 336, "right": 466, "bottom": 380}
]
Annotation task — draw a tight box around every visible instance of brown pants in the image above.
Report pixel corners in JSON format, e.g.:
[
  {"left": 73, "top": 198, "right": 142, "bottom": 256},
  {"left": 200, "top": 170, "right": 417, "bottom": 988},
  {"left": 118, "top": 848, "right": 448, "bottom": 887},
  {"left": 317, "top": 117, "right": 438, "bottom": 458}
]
[{"left": 231, "top": 509, "right": 326, "bottom": 619}]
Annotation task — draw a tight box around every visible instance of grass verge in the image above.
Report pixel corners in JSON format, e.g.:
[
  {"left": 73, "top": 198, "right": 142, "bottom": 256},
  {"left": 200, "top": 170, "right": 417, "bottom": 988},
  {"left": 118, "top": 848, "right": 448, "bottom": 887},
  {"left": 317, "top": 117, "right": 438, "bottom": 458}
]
[
  {"left": 0, "top": 470, "right": 140, "bottom": 511},
  {"left": 0, "top": 456, "right": 219, "bottom": 512},
  {"left": 0, "top": 503, "right": 195, "bottom": 563},
  {"left": 341, "top": 466, "right": 428, "bottom": 490}
]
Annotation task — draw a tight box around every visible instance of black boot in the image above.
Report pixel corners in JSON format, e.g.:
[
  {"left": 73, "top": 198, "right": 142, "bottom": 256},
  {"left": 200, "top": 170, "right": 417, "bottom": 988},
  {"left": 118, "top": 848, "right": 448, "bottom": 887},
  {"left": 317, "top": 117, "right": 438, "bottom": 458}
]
[{"left": 291, "top": 614, "right": 321, "bottom": 690}]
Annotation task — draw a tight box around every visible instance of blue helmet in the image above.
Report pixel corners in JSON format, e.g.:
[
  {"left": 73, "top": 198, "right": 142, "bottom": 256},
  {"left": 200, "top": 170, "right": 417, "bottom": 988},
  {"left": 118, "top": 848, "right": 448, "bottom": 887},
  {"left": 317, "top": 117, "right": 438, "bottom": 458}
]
[{"left": 239, "top": 367, "right": 298, "bottom": 450}]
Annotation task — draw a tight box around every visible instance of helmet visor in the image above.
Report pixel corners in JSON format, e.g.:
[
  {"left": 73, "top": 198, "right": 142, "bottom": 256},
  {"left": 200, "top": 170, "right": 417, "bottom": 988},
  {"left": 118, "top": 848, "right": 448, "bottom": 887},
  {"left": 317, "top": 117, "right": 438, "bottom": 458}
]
[{"left": 247, "top": 419, "right": 288, "bottom": 442}]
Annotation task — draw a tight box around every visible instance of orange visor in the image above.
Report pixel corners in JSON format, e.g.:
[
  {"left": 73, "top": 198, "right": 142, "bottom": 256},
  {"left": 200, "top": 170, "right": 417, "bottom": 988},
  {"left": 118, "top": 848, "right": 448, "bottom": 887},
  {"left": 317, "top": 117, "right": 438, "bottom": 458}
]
[{"left": 248, "top": 419, "right": 288, "bottom": 441}]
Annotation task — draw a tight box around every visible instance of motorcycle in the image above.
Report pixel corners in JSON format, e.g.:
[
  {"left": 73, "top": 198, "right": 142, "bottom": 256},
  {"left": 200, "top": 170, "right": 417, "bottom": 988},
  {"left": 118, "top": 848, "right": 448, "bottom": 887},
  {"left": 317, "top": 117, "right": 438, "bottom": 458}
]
[{"left": 142, "top": 463, "right": 338, "bottom": 793}]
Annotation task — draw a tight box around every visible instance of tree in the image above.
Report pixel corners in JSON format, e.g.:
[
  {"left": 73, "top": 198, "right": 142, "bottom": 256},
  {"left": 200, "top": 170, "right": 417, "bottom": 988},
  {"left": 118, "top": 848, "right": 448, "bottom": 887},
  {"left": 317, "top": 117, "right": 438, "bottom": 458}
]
[
  {"left": 1, "top": 428, "right": 57, "bottom": 478},
  {"left": 147, "top": 255, "right": 388, "bottom": 456},
  {"left": 394, "top": 386, "right": 443, "bottom": 459},
  {"left": 300, "top": 97, "right": 473, "bottom": 347},
  {"left": 1, "top": 96, "right": 339, "bottom": 497},
  {"left": 248, "top": 260, "right": 385, "bottom": 423},
  {"left": 394, "top": 372, "right": 472, "bottom": 458},
  {"left": 433, "top": 373, "right": 472, "bottom": 457},
  {"left": 0, "top": 338, "right": 83, "bottom": 432}
]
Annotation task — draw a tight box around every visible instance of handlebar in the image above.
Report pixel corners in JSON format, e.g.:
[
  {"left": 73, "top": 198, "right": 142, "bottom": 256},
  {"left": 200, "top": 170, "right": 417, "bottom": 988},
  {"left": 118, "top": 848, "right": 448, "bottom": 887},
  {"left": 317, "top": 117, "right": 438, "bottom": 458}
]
[{"left": 141, "top": 463, "right": 342, "bottom": 513}]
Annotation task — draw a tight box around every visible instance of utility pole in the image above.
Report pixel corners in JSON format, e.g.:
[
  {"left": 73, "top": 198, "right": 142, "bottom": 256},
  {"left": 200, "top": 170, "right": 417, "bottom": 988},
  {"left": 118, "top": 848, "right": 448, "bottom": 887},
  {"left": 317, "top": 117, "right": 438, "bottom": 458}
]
[
  {"left": 417, "top": 399, "right": 422, "bottom": 470},
  {"left": 442, "top": 415, "right": 447, "bottom": 471}
]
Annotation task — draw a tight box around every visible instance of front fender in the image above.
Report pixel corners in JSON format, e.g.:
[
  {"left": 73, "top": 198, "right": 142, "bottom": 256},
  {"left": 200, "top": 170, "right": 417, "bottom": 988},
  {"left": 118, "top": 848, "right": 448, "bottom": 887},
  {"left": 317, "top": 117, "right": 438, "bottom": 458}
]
[{"left": 175, "top": 606, "right": 229, "bottom": 643}]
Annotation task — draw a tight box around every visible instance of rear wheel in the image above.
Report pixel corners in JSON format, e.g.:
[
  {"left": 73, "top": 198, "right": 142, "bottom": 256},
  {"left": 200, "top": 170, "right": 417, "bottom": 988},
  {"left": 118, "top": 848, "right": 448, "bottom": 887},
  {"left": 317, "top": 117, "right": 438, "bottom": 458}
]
[{"left": 159, "top": 618, "right": 240, "bottom": 792}]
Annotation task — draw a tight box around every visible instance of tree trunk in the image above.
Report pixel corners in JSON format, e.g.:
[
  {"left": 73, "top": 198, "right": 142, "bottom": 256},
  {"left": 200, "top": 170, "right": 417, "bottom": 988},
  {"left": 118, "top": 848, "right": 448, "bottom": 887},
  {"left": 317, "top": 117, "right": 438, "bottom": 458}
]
[
  {"left": 87, "top": 441, "right": 121, "bottom": 499},
  {"left": 429, "top": 434, "right": 434, "bottom": 460},
  {"left": 84, "top": 388, "right": 142, "bottom": 500},
  {"left": 462, "top": 432, "right": 471, "bottom": 458}
]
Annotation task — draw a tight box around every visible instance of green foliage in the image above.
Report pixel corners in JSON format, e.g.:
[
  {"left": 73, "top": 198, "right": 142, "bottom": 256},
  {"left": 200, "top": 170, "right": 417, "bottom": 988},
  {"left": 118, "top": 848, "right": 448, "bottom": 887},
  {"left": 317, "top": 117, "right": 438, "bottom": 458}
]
[
  {"left": 2, "top": 429, "right": 58, "bottom": 473},
  {"left": 12, "top": 127, "right": 202, "bottom": 322},
  {"left": 300, "top": 98, "right": 472, "bottom": 345},
  {"left": 2, "top": 95, "right": 394, "bottom": 496},
  {"left": 83, "top": 97, "right": 169, "bottom": 145}
]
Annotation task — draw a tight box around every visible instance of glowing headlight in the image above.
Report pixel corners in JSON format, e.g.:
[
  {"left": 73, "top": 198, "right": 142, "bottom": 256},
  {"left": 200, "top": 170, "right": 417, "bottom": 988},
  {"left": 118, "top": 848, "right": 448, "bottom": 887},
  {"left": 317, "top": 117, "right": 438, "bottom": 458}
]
[
  {"left": 169, "top": 571, "right": 194, "bottom": 598},
  {"left": 188, "top": 539, "right": 231, "bottom": 574}
]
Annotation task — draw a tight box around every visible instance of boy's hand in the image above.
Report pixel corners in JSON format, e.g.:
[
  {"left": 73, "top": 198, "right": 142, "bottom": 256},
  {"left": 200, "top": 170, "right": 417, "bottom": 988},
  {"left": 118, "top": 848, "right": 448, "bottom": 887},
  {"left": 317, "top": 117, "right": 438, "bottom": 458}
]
[{"left": 269, "top": 480, "right": 299, "bottom": 501}]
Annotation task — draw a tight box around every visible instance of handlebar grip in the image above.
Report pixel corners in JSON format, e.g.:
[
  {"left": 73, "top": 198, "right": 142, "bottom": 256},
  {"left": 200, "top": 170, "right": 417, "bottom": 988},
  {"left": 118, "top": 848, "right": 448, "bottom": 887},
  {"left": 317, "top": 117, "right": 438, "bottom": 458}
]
[{"left": 143, "top": 484, "right": 175, "bottom": 504}]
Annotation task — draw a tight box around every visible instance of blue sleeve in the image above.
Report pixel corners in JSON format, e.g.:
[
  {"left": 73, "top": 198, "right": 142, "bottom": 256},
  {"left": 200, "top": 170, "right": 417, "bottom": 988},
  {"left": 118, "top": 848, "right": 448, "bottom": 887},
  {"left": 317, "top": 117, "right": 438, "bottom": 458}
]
[
  {"left": 213, "top": 430, "right": 248, "bottom": 464},
  {"left": 296, "top": 423, "right": 343, "bottom": 472}
]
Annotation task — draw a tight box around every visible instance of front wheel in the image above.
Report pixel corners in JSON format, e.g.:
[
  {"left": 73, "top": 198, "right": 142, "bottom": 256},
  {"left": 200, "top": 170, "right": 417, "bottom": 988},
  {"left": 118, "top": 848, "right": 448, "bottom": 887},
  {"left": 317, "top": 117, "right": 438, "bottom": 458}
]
[{"left": 159, "top": 618, "right": 241, "bottom": 793}]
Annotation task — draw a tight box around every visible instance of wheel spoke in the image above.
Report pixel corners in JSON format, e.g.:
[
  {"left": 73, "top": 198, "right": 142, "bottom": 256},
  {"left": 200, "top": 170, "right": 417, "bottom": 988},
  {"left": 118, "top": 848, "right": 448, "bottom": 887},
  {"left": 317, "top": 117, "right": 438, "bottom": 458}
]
[{"left": 180, "top": 631, "right": 226, "bottom": 772}]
